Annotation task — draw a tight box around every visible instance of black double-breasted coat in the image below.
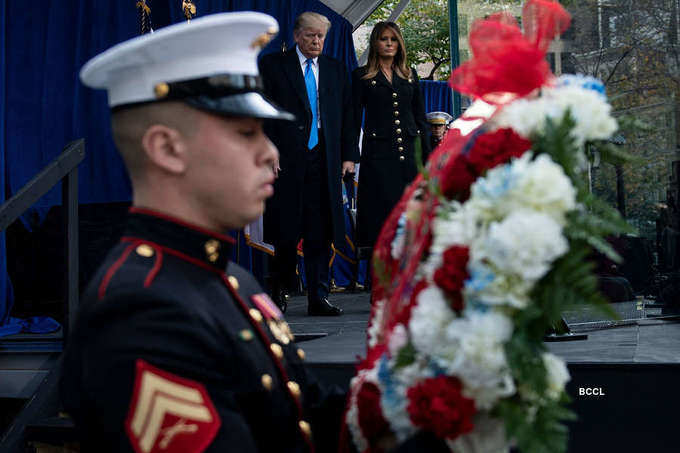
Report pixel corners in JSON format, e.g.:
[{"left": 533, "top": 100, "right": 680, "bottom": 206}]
[
  {"left": 258, "top": 49, "right": 358, "bottom": 248},
  {"left": 352, "top": 66, "right": 431, "bottom": 248},
  {"left": 60, "top": 209, "right": 345, "bottom": 453}
]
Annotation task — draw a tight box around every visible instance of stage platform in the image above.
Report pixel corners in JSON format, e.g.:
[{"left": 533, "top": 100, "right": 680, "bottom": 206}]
[
  {"left": 293, "top": 293, "right": 680, "bottom": 453},
  {"left": 5, "top": 292, "right": 680, "bottom": 452}
]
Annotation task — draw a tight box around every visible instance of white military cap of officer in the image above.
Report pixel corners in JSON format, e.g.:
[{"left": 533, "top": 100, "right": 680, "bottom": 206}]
[
  {"left": 425, "top": 111, "right": 453, "bottom": 126},
  {"left": 80, "top": 12, "right": 293, "bottom": 120}
]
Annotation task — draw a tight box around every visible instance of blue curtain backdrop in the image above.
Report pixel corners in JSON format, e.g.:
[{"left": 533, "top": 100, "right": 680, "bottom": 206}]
[
  {"left": 0, "top": 0, "right": 14, "bottom": 326},
  {"left": 0, "top": 0, "right": 357, "bottom": 327},
  {"left": 420, "top": 80, "right": 454, "bottom": 115}
]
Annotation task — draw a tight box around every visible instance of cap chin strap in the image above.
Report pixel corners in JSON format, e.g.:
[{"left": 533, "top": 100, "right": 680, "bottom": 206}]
[{"left": 153, "top": 74, "right": 264, "bottom": 102}]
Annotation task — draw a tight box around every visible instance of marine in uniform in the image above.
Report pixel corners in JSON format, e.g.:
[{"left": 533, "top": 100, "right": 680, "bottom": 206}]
[
  {"left": 425, "top": 111, "right": 453, "bottom": 149},
  {"left": 60, "top": 13, "right": 345, "bottom": 453}
]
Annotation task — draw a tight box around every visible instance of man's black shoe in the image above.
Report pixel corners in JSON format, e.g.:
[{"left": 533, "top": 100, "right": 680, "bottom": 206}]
[
  {"left": 273, "top": 289, "right": 289, "bottom": 314},
  {"left": 307, "top": 298, "right": 343, "bottom": 316}
]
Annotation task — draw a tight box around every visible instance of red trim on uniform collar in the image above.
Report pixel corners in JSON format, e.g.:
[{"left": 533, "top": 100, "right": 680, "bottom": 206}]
[
  {"left": 128, "top": 207, "right": 236, "bottom": 245},
  {"left": 121, "top": 237, "right": 226, "bottom": 275}
]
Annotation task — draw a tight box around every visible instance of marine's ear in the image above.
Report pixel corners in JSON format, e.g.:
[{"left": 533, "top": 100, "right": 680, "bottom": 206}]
[{"left": 141, "top": 124, "right": 189, "bottom": 175}]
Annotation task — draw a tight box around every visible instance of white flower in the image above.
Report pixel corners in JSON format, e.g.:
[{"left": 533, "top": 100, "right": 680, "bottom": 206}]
[
  {"left": 508, "top": 154, "right": 576, "bottom": 225},
  {"left": 493, "top": 83, "right": 618, "bottom": 147},
  {"left": 477, "top": 210, "right": 568, "bottom": 283},
  {"left": 376, "top": 357, "right": 417, "bottom": 442},
  {"left": 464, "top": 260, "right": 533, "bottom": 309},
  {"left": 548, "top": 85, "right": 618, "bottom": 145},
  {"left": 469, "top": 153, "right": 576, "bottom": 225},
  {"left": 543, "top": 352, "right": 570, "bottom": 400},
  {"left": 391, "top": 214, "right": 407, "bottom": 260},
  {"left": 436, "top": 311, "right": 516, "bottom": 409},
  {"left": 421, "top": 201, "right": 482, "bottom": 279},
  {"left": 388, "top": 324, "right": 409, "bottom": 357},
  {"left": 367, "top": 298, "right": 386, "bottom": 348},
  {"left": 409, "top": 286, "right": 455, "bottom": 354}
]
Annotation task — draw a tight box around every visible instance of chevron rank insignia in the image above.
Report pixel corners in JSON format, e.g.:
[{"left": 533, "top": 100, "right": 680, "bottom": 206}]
[{"left": 125, "top": 360, "right": 221, "bottom": 453}]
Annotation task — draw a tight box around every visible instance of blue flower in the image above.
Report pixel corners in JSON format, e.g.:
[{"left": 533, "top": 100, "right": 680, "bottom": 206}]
[
  {"left": 557, "top": 74, "right": 606, "bottom": 97},
  {"left": 377, "top": 354, "right": 402, "bottom": 409},
  {"left": 465, "top": 263, "right": 495, "bottom": 292},
  {"left": 474, "top": 164, "right": 515, "bottom": 199},
  {"left": 429, "top": 360, "right": 448, "bottom": 377}
]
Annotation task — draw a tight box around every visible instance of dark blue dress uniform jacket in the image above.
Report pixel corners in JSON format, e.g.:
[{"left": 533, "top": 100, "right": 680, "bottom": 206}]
[{"left": 60, "top": 209, "right": 345, "bottom": 453}]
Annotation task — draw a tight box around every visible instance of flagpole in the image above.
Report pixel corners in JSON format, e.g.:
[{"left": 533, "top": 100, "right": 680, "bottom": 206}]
[{"left": 448, "top": 0, "right": 462, "bottom": 118}]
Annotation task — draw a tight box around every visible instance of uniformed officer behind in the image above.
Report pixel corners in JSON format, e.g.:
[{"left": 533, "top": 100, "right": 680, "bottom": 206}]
[
  {"left": 425, "top": 111, "right": 453, "bottom": 149},
  {"left": 60, "top": 13, "right": 346, "bottom": 453}
]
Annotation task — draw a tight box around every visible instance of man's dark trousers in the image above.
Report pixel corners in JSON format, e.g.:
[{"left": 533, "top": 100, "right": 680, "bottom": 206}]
[{"left": 272, "top": 134, "right": 331, "bottom": 304}]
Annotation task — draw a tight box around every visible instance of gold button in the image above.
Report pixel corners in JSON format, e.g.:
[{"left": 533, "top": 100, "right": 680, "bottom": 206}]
[
  {"left": 398, "top": 146, "right": 404, "bottom": 152},
  {"left": 287, "top": 381, "right": 301, "bottom": 398},
  {"left": 394, "top": 119, "right": 400, "bottom": 125},
  {"left": 298, "top": 420, "right": 312, "bottom": 438},
  {"left": 227, "top": 275, "right": 239, "bottom": 290},
  {"left": 154, "top": 82, "right": 169, "bottom": 99},
  {"left": 394, "top": 111, "right": 400, "bottom": 116},
  {"left": 392, "top": 92, "right": 397, "bottom": 98},
  {"left": 297, "top": 348, "right": 306, "bottom": 360},
  {"left": 261, "top": 374, "right": 273, "bottom": 391},
  {"left": 208, "top": 253, "right": 219, "bottom": 263},
  {"left": 396, "top": 128, "right": 402, "bottom": 134},
  {"left": 281, "top": 322, "right": 295, "bottom": 342},
  {"left": 393, "top": 101, "right": 398, "bottom": 107},
  {"left": 270, "top": 343, "right": 284, "bottom": 359},
  {"left": 239, "top": 329, "right": 254, "bottom": 341},
  {"left": 249, "top": 308, "right": 263, "bottom": 323},
  {"left": 371, "top": 132, "right": 376, "bottom": 137},
  {"left": 397, "top": 138, "right": 403, "bottom": 143},
  {"left": 399, "top": 155, "right": 405, "bottom": 161},
  {"left": 371, "top": 80, "right": 376, "bottom": 86},
  {"left": 268, "top": 320, "right": 290, "bottom": 345},
  {"left": 204, "top": 239, "right": 220, "bottom": 254},
  {"left": 135, "top": 244, "right": 154, "bottom": 257}
]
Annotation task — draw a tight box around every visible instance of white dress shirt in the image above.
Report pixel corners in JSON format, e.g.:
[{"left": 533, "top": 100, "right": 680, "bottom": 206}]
[{"left": 296, "top": 46, "right": 321, "bottom": 128}]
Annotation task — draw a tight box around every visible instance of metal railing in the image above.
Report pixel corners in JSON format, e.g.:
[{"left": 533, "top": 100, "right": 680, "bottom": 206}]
[{"left": 0, "top": 138, "right": 85, "bottom": 338}]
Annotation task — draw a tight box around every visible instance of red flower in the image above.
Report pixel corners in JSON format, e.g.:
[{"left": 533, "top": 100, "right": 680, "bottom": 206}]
[
  {"left": 433, "top": 246, "right": 470, "bottom": 311},
  {"left": 357, "top": 382, "right": 391, "bottom": 442},
  {"left": 406, "top": 376, "right": 476, "bottom": 440},
  {"left": 466, "top": 128, "right": 531, "bottom": 174},
  {"left": 440, "top": 155, "right": 476, "bottom": 201}
]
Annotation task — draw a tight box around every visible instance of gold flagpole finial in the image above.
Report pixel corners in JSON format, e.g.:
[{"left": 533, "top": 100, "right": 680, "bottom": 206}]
[{"left": 182, "top": 0, "right": 197, "bottom": 22}]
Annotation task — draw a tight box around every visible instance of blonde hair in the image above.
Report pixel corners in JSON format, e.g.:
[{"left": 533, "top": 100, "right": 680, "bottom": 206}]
[
  {"left": 294, "top": 12, "right": 331, "bottom": 33},
  {"left": 363, "top": 22, "right": 410, "bottom": 80}
]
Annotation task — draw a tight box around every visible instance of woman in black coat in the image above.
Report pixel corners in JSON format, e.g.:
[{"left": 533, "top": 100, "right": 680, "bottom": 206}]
[{"left": 352, "top": 21, "right": 431, "bottom": 251}]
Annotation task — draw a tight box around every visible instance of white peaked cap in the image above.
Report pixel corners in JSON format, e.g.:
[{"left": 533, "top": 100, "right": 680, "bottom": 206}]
[{"left": 80, "top": 12, "right": 293, "bottom": 120}]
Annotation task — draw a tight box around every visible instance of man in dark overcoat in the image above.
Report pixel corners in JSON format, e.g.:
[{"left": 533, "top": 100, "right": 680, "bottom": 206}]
[
  {"left": 59, "top": 13, "right": 347, "bottom": 453},
  {"left": 259, "top": 12, "right": 358, "bottom": 316}
]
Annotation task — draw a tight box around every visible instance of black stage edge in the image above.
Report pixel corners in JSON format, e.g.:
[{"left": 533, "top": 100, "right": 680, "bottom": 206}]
[{"left": 6, "top": 295, "right": 680, "bottom": 451}]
